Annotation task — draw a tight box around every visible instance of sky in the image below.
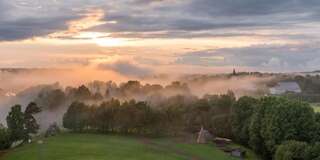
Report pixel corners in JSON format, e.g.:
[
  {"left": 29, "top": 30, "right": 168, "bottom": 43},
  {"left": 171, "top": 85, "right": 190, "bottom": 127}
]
[{"left": 1, "top": 0, "right": 320, "bottom": 74}]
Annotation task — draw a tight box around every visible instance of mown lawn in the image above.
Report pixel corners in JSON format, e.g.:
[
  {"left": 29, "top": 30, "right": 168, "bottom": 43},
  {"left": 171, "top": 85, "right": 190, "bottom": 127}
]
[{"left": 1, "top": 133, "right": 256, "bottom": 160}]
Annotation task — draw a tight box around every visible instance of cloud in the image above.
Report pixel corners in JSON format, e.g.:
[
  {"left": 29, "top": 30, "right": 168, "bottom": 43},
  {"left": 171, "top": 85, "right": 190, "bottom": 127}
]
[
  {"left": 92, "top": 0, "right": 320, "bottom": 39},
  {"left": 98, "top": 60, "right": 153, "bottom": 77},
  {"left": 0, "top": 16, "right": 77, "bottom": 41},
  {"left": 1, "top": 0, "right": 320, "bottom": 73},
  {"left": 186, "top": 0, "right": 320, "bottom": 16},
  {"left": 1, "top": 0, "right": 320, "bottom": 41},
  {"left": 175, "top": 43, "right": 320, "bottom": 72},
  {"left": 175, "top": 52, "right": 226, "bottom": 66},
  {"left": 0, "top": 0, "right": 104, "bottom": 41},
  {"left": 49, "top": 9, "right": 107, "bottom": 39}
]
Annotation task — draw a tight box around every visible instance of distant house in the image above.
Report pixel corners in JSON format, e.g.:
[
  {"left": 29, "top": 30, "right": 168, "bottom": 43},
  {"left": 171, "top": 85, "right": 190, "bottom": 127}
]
[{"left": 270, "top": 82, "right": 301, "bottom": 95}]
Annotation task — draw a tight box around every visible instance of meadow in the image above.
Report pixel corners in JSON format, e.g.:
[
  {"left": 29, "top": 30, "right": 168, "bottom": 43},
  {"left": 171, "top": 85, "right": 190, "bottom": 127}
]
[{"left": 1, "top": 133, "right": 258, "bottom": 160}]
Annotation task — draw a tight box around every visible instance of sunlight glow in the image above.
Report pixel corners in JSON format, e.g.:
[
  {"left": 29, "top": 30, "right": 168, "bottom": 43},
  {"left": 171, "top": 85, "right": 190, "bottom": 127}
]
[
  {"left": 94, "top": 38, "right": 127, "bottom": 47},
  {"left": 74, "top": 32, "right": 128, "bottom": 47}
]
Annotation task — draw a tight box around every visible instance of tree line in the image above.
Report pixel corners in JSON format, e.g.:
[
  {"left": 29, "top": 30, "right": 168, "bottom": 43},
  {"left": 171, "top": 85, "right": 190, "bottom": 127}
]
[{"left": 63, "top": 91, "right": 236, "bottom": 137}]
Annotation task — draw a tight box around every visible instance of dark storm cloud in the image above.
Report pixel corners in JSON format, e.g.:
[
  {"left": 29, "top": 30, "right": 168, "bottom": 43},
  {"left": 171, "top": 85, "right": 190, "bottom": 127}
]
[{"left": 176, "top": 43, "right": 320, "bottom": 71}]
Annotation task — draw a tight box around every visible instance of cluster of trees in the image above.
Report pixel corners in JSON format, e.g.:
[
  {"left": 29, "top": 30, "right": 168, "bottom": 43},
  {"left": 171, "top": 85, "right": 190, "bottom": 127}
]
[
  {"left": 63, "top": 91, "right": 236, "bottom": 137},
  {"left": 274, "top": 141, "right": 320, "bottom": 160},
  {"left": 63, "top": 100, "right": 162, "bottom": 135},
  {"left": 0, "top": 102, "right": 41, "bottom": 150},
  {"left": 232, "top": 96, "right": 320, "bottom": 160},
  {"left": 35, "top": 80, "right": 190, "bottom": 110}
]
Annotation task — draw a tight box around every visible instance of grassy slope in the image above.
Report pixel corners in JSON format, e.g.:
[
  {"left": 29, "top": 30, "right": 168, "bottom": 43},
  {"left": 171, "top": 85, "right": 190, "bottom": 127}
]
[{"left": 2, "top": 133, "right": 256, "bottom": 160}]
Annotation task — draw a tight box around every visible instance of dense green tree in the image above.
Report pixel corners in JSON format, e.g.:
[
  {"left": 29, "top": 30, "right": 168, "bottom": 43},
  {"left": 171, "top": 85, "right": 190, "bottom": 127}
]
[
  {"left": 165, "top": 81, "right": 190, "bottom": 95},
  {"left": 24, "top": 102, "right": 41, "bottom": 137},
  {"left": 95, "top": 99, "right": 120, "bottom": 133},
  {"left": 249, "top": 97, "right": 317, "bottom": 159},
  {"left": 119, "top": 81, "right": 142, "bottom": 97},
  {"left": 117, "top": 100, "right": 141, "bottom": 133},
  {"left": 163, "top": 95, "right": 190, "bottom": 135},
  {"left": 74, "top": 85, "right": 92, "bottom": 100},
  {"left": 249, "top": 97, "right": 276, "bottom": 158},
  {"left": 232, "top": 96, "right": 257, "bottom": 145},
  {"left": 37, "top": 89, "right": 66, "bottom": 110},
  {"left": 63, "top": 102, "right": 90, "bottom": 132},
  {"left": 304, "top": 143, "right": 320, "bottom": 160},
  {"left": 314, "top": 113, "right": 320, "bottom": 142},
  {"left": 274, "top": 141, "right": 307, "bottom": 160},
  {"left": 92, "top": 92, "right": 103, "bottom": 101},
  {"left": 184, "top": 98, "right": 206, "bottom": 132},
  {"left": 6, "top": 105, "right": 26, "bottom": 142},
  {"left": 210, "top": 114, "right": 233, "bottom": 138},
  {"left": 261, "top": 98, "right": 315, "bottom": 154},
  {"left": 209, "top": 91, "right": 236, "bottom": 115},
  {"left": 0, "top": 125, "right": 11, "bottom": 150}
]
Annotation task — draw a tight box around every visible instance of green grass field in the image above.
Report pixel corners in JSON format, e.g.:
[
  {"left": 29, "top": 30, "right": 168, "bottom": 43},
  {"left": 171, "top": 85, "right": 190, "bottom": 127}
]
[
  {"left": 1, "top": 133, "right": 258, "bottom": 160},
  {"left": 312, "top": 103, "right": 320, "bottom": 113}
]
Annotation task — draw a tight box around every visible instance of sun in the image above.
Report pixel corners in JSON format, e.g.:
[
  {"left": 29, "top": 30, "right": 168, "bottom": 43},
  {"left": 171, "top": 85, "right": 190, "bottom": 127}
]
[
  {"left": 74, "top": 32, "right": 127, "bottom": 47},
  {"left": 94, "top": 37, "right": 126, "bottom": 47}
]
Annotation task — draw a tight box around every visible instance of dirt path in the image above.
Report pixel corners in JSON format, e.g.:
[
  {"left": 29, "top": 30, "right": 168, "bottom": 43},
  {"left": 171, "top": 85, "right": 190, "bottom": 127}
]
[{"left": 139, "top": 137, "right": 204, "bottom": 160}]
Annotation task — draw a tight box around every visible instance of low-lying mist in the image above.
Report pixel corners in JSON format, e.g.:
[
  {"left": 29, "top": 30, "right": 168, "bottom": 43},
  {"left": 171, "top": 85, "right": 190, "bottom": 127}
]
[{"left": 0, "top": 68, "right": 274, "bottom": 131}]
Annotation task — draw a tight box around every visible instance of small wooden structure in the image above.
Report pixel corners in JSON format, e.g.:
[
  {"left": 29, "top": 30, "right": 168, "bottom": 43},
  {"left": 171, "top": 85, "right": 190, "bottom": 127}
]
[{"left": 213, "top": 137, "right": 232, "bottom": 147}]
